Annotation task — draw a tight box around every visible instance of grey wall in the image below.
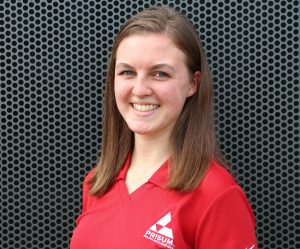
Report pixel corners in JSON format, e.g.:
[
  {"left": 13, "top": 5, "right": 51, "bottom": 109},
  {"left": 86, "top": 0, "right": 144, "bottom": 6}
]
[{"left": 0, "top": 0, "right": 299, "bottom": 248}]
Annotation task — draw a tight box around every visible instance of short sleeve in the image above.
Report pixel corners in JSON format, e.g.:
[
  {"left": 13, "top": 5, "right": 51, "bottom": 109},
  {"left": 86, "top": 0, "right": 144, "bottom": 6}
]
[{"left": 195, "top": 186, "right": 258, "bottom": 249}]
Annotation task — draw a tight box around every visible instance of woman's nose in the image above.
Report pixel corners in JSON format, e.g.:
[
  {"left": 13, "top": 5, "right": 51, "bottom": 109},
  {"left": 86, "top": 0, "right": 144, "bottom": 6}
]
[{"left": 131, "top": 75, "right": 152, "bottom": 96}]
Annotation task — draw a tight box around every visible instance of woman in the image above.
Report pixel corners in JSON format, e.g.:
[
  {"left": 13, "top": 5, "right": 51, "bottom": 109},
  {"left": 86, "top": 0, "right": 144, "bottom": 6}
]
[{"left": 70, "top": 6, "right": 258, "bottom": 249}]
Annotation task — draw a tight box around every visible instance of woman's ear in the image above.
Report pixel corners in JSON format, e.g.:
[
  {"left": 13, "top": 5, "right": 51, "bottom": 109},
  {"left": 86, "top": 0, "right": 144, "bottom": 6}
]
[{"left": 188, "top": 71, "right": 201, "bottom": 97}]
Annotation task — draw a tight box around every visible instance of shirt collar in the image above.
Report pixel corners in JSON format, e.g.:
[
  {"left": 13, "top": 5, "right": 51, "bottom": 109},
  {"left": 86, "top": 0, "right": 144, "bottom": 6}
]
[
  {"left": 116, "top": 152, "right": 132, "bottom": 181},
  {"left": 116, "top": 152, "right": 169, "bottom": 188}
]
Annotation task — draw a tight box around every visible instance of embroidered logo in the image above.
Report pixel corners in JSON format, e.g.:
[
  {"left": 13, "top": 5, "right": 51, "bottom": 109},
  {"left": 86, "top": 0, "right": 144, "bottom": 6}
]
[{"left": 144, "top": 212, "right": 174, "bottom": 248}]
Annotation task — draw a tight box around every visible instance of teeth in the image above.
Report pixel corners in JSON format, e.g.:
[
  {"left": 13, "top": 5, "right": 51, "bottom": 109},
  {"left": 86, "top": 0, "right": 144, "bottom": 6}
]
[{"left": 133, "top": 104, "right": 159, "bottom": 111}]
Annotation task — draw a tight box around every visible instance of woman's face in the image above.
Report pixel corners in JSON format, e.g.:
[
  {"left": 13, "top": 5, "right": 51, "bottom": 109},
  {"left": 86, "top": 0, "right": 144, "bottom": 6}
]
[{"left": 114, "top": 33, "right": 198, "bottom": 139}]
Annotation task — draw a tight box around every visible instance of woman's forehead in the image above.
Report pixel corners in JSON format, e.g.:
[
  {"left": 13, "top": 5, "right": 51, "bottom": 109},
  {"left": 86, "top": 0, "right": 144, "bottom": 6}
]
[{"left": 115, "top": 33, "right": 188, "bottom": 65}]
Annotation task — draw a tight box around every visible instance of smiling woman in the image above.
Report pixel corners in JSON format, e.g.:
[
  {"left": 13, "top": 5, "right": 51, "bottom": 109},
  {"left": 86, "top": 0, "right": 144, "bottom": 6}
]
[
  {"left": 114, "top": 33, "right": 197, "bottom": 138},
  {"left": 70, "top": 5, "right": 258, "bottom": 249}
]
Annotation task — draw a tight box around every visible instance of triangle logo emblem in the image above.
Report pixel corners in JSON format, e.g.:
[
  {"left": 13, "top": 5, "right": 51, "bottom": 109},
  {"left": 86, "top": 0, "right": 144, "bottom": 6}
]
[{"left": 144, "top": 212, "right": 174, "bottom": 248}]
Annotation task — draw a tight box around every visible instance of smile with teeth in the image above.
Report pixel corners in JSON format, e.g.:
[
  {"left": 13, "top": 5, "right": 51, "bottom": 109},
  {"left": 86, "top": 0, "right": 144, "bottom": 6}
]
[{"left": 132, "top": 104, "right": 160, "bottom": 112}]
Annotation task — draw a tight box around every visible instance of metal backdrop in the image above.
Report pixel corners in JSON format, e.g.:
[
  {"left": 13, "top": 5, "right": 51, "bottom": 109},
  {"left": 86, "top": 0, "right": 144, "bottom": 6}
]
[{"left": 0, "top": 0, "right": 299, "bottom": 248}]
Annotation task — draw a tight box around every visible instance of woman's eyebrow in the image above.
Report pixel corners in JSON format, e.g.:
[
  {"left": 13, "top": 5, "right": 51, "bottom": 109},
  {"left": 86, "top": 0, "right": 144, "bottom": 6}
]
[
  {"left": 115, "top": 62, "right": 176, "bottom": 72},
  {"left": 115, "top": 62, "right": 133, "bottom": 69},
  {"left": 150, "top": 64, "right": 176, "bottom": 72}
]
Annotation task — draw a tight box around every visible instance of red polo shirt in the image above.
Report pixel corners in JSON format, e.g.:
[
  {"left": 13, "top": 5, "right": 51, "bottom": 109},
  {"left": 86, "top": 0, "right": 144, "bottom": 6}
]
[{"left": 70, "top": 153, "right": 258, "bottom": 249}]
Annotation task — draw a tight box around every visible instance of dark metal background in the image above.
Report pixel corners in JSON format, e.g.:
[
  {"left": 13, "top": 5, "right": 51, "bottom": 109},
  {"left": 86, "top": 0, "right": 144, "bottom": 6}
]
[{"left": 0, "top": 0, "right": 299, "bottom": 248}]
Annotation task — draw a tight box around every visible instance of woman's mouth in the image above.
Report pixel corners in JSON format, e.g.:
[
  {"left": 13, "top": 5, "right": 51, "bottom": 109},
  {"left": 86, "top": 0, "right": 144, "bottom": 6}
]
[{"left": 132, "top": 104, "right": 160, "bottom": 112}]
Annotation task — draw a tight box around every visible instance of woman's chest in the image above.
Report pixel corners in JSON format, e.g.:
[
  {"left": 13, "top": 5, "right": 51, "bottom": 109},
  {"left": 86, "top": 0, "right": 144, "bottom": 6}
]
[{"left": 71, "top": 182, "right": 201, "bottom": 249}]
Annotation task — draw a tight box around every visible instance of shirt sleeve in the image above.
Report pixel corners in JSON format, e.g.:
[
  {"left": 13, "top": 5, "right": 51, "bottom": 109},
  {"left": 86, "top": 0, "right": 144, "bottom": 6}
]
[{"left": 195, "top": 186, "right": 258, "bottom": 249}]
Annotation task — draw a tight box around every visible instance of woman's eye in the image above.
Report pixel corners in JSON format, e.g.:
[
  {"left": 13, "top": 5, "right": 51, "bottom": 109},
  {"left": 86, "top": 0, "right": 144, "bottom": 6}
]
[
  {"left": 153, "top": 71, "right": 169, "bottom": 78},
  {"left": 119, "top": 70, "right": 135, "bottom": 76}
]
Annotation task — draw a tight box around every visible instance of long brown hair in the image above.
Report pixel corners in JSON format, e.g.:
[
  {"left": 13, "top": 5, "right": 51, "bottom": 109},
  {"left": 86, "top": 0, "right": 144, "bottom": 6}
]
[{"left": 89, "top": 5, "right": 221, "bottom": 196}]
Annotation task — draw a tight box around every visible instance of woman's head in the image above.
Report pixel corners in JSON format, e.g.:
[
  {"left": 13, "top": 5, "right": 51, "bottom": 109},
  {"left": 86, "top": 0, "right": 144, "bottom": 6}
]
[
  {"left": 105, "top": 5, "right": 213, "bottom": 138},
  {"left": 90, "top": 6, "right": 217, "bottom": 195}
]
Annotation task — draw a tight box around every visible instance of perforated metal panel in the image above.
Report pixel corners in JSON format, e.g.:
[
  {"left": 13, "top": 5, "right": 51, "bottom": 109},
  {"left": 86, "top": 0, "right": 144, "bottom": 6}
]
[{"left": 0, "top": 1, "right": 299, "bottom": 248}]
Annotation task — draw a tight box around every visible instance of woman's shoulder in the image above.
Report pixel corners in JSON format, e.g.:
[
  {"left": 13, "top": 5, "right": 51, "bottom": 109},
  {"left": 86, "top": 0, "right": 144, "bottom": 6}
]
[
  {"left": 204, "top": 161, "right": 237, "bottom": 186},
  {"left": 81, "top": 168, "right": 97, "bottom": 196},
  {"left": 194, "top": 161, "right": 240, "bottom": 201},
  {"left": 83, "top": 167, "right": 96, "bottom": 183},
  {"left": 189, "top": 161, "right": 255, "bottom": 226},
  {"left": 193, "top": 162, "right": 257, "bottom": 248}
]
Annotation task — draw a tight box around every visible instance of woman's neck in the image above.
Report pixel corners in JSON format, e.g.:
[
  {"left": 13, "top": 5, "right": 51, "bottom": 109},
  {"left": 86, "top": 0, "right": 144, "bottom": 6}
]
[
  {"left": 131, "top": 132, "right": 171, "bottom": 170},
  {"left": 124, "top": 132, "right": 171, "bottom": 194}
]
